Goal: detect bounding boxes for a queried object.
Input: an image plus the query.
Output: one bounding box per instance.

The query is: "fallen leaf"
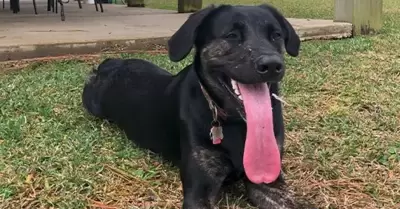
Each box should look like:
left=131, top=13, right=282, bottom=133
left=25, top=173, right=35, bottom=184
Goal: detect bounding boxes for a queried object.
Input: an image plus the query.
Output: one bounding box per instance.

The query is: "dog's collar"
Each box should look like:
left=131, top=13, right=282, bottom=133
left=199, top=83, right=227, bottom=120
left=199, top=82, right=227, bottom=145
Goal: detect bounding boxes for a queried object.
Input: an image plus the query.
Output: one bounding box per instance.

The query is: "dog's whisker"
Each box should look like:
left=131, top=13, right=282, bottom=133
left=272, top=93, right=289, bottom=106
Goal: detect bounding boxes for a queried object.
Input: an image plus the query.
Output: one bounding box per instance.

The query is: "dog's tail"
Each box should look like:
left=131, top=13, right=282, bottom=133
left=81, top=58, right=116, bottom=120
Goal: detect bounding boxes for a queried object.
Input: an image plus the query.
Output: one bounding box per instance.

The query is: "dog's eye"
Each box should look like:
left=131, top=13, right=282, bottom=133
left=271, top=31, right=282, bottom=41
left=225, top=31, right=241, bottom=40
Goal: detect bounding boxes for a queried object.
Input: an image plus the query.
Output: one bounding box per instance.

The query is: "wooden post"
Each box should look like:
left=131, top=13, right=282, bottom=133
left=126, top=0, right=144, bottom=7
left=334, top=0, right=383, bottom=35
left=178, top=0, right=202, bottom=13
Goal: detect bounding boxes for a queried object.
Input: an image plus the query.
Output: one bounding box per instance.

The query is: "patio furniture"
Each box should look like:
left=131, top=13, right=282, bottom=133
left=3, top=0, right=102, bottom=21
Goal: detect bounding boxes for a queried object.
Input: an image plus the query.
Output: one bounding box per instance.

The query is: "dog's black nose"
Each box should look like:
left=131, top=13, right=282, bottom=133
left=256, top=56, right=283, bottom=75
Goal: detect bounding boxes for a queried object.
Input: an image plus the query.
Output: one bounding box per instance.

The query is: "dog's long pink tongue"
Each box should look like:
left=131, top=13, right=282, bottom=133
left=238, top=83, right=281, bottom=184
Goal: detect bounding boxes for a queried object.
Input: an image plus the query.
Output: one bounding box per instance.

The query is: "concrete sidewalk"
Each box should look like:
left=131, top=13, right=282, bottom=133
left=0, top=2, right=352, bottom=61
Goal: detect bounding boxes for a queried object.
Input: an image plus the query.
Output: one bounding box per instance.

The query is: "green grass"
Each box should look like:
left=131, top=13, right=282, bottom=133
left=1, top=0, right=400, bottom=208
left=145, top=0, right=334, bottom=19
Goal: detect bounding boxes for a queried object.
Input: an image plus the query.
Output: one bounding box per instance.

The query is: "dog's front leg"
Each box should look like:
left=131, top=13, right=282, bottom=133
left=180, top=146, right=232, bottom=209
left=244, top=179, right=316, bottom=209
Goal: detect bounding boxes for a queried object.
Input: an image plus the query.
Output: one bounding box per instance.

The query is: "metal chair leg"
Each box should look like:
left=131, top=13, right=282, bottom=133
left=98, top=0, right=103, bottom=12
left=11, top=0, right=20, bottom=13
left=58, top=0, right=65, bottom=21
left=77, top=0, right=81, bottom=9
left=32, top=0, right=37, bottom=14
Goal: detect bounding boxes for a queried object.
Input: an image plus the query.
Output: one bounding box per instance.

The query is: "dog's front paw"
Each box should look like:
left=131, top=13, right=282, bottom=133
left=245, top=181, right=317, bottom=209
left=288, top=196, right=317, bottom=209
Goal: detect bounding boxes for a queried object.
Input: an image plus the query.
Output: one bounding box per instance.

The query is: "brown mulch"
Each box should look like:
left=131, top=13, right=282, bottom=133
left=0, top=49, right=169, bottom=74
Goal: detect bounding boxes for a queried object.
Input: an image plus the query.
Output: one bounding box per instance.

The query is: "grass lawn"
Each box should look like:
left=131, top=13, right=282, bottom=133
left=1, top=0, right=400, bottom=208
left=145, top=0, right=334, bottom=19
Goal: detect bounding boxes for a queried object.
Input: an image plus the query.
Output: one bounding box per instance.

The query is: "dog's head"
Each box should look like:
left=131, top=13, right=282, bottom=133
left=168, top=4, right=300, bottom=118
left=168, top=4, right=301, bottom=184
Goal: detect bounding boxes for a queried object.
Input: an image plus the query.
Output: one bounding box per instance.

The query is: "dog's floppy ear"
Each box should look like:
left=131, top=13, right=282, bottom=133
left=259, top=4, right=300, bottom=57
left=168, top=5, right=217, bottom=62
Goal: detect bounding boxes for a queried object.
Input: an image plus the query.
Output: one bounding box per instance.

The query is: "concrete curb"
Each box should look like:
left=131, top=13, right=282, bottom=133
left=0, top=22, right=353, bottom=62
left=297, top=22, right=353, bottom=41
left=0, top=37, right=170, bottom=61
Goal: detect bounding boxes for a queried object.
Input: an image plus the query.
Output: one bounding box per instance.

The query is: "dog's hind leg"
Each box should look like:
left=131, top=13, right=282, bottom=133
left=180, top=147, right=233, bottom=209
left=244, top=179, right=316, bottom=209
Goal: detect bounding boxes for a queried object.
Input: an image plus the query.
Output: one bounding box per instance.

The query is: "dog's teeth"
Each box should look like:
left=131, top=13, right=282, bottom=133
left=231, top=79, right=237, bottom=87
left=232, top=85, right=237, bottom=91
left=238, top=95, right=242, bottom=100
left=234, top=88, right=240, bottom=95
left=231, top=79, right=241, bottom=95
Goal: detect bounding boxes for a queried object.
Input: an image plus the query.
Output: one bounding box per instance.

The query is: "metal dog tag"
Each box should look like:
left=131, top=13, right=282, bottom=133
left=210, top=125, right=223, bottom=145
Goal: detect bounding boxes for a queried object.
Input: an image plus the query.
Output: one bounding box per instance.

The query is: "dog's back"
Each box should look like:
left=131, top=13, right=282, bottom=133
left=82, top=58, right=182, bottom=163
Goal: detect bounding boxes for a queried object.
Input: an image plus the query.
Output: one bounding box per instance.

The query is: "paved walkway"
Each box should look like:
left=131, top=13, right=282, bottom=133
left=0, top=1, right=352, bottom=61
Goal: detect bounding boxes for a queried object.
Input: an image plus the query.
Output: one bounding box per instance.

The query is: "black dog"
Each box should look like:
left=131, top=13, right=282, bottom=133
left=82, top=4, right=315, bottom=209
